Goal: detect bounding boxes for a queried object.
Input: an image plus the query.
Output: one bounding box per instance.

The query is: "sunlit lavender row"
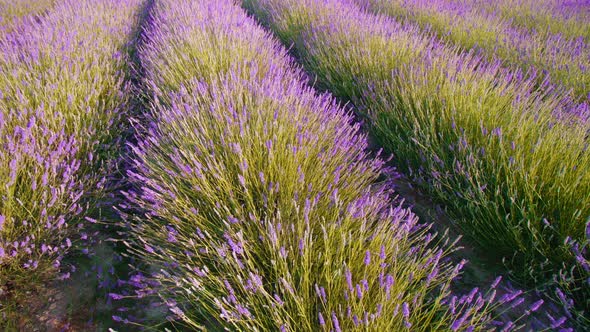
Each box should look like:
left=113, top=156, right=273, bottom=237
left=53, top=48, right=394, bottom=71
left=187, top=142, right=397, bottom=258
left=0, top=0, right=588, bottom=329
left=355, top=0, right=590, bottom=101
left=113, top=0, right=532, bottom=329
left=0, top=0, right=141, bottom=326
left=473, top=0, right=590, bottom=42
left=0, top=0, right=55, bottom=36
left=243, top=0, right=589, bottom=327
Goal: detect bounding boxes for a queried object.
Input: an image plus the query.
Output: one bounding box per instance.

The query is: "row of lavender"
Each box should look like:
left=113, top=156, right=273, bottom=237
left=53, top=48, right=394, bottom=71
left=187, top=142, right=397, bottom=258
left=243, top=0, right=590, bottom=327
left=0, top=0, right=583, bottom=329
left=355, top=0, right=590, bottom=101
left=116, top=0, right=529, bottom=329
left=0, top=0, right=142, bottom=326
left=473, top=0, right=590, bottom=43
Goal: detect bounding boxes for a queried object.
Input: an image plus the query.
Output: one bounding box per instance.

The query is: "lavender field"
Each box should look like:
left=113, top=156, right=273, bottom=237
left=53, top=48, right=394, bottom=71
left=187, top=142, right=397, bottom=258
left=0, top=0, right=588, bottom=331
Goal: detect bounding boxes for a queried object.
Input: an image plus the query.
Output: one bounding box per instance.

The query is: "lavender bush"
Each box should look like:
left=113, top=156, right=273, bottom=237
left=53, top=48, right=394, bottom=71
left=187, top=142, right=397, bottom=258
left=0, top=0, right=141, bottom=325
left=0, top=0, right=55, bottom=35
left=120, top=0, right=514, bottom=329
left=243, top=0, right=590, bottom=324
left=473, top=0, right=590, bottom=43
left=355, top=0, right=590, bottom=101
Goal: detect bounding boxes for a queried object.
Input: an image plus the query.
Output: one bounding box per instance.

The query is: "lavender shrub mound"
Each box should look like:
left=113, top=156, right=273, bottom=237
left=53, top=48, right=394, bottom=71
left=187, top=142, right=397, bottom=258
left=0, top=0, right=141, bottom=325
left=243, top=0, right=590, bottom=326
left=119, top=0, right=519, bottom=330
left=0, top=0, right=56, bottom=36
left=473, top=0, right=590, bottom=43
left=355, top=0, right=590, bottom=101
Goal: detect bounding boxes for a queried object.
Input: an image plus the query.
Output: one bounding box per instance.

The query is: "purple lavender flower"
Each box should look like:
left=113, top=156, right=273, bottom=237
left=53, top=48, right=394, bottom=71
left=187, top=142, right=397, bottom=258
left=528, top=299, right=544, bottom=313
left=318, top=312, right=325, bottom=326
left=402, top=302, right=410, bottom=318
left=551, top=316, right=567, bottom=328
left=331, top=312, right=341, bottom=332
left=451, top=312, right=468, bottom=331
left=490, top=275, right=502, bottom=289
